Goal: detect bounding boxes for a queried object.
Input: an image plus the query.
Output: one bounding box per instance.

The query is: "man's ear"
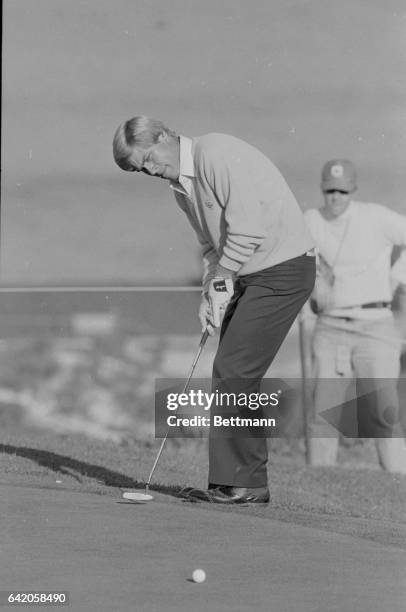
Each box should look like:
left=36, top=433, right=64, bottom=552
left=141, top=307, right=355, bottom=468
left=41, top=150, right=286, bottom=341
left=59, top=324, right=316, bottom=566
left=157, top=131, right=169, bottom=143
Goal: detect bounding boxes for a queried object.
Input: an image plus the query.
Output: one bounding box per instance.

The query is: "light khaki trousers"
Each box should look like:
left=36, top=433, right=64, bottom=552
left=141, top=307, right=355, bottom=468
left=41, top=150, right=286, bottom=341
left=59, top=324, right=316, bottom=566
left=309, top=315, right=406, bottom=473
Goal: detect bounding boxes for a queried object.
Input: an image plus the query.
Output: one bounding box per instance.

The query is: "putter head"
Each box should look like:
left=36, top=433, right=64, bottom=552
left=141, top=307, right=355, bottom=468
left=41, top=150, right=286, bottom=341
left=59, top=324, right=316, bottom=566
left=122, top=491, right=154, bottom=502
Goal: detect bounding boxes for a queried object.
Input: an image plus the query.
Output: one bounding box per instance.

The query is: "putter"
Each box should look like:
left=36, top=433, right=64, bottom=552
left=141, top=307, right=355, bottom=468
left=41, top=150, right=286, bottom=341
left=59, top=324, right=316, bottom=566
left=123, top=326, right=211, bottom=503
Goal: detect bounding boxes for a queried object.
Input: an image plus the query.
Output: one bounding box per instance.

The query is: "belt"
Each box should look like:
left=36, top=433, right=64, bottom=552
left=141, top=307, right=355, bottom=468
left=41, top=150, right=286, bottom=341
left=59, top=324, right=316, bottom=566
left=341, top=301, right=392, bottom=310
left=331, top=301, right=391, bottom=322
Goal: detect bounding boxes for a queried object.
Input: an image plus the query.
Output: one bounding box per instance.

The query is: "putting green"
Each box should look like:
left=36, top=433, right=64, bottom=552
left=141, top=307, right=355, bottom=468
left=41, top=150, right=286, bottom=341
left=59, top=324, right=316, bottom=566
left=1, top=484, right=405, bottom=612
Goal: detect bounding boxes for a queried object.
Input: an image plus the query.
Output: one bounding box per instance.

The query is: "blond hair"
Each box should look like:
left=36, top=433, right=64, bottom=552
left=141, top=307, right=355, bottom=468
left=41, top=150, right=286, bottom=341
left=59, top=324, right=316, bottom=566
left=112, top=116, right=176, bottom=170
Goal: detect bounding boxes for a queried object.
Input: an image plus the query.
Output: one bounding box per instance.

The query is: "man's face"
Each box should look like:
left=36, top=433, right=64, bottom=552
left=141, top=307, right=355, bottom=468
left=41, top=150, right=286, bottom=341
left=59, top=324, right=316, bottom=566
left=126, top=133, right=180, bottom=181
left=323, top=189, right=351, bottom=218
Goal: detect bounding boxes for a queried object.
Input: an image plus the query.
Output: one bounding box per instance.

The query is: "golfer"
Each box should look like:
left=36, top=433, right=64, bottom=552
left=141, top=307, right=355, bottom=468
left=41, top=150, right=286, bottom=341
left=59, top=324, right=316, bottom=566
left=113, top=116, right=315, bottom=503
left=304, top=159, right=406, bottom=473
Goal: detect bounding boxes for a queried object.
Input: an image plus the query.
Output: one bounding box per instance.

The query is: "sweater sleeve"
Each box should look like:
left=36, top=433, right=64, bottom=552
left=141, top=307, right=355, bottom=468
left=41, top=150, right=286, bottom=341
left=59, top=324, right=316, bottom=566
left=201, top=242, right=219, bottom=293
left=375, top=204, right=406, bottom=247
left=173, top=189, right=219, bottom=292
left=204, top=151, right=268, bottom=271
left=391, top=248, right=406, bottom=286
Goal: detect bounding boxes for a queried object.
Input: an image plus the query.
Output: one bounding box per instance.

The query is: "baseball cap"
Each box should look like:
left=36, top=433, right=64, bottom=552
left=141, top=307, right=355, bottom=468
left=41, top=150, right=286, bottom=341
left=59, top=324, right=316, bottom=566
left=321, top=159, right=357, bottom=193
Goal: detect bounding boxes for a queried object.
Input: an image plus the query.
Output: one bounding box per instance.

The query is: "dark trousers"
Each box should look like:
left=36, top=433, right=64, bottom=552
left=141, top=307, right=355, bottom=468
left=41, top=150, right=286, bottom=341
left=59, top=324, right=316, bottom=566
left=209, top=254, right=315, bottom=487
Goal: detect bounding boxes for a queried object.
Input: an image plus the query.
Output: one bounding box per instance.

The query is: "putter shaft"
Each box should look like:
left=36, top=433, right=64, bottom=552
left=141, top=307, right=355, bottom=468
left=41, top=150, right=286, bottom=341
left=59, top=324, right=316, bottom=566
left=145, top=328, right=210, bottom=493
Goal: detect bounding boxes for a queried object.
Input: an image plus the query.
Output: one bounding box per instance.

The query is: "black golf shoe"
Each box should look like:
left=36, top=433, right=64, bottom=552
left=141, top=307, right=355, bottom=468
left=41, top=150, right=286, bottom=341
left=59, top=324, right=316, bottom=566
left=181, top=485, right=270, bottom=504
left=179, top=487, right=214, bottom=502
left=208, top=485, right=270, bottom=504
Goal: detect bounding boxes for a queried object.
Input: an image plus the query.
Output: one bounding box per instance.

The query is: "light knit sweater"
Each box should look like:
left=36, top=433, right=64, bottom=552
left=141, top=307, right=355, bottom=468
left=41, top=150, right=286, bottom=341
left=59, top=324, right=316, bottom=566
left=170, top=134, right=314, bottom=291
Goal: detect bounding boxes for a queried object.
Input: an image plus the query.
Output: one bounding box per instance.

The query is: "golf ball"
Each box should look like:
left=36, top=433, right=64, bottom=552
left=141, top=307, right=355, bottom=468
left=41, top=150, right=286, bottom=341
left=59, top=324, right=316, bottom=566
left=192, top=569, right=206, bottom=583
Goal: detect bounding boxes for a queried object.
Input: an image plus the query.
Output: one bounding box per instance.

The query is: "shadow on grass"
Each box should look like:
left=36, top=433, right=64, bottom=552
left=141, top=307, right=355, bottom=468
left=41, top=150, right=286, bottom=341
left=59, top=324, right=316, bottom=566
left=0, top=444, right=183, bottom=498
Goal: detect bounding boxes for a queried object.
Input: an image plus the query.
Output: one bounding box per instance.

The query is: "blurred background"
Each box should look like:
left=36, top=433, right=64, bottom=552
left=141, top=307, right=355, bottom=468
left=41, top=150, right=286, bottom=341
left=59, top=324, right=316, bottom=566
left=1, top=0, right=405, bottom=450
left=2, top=0, right=406, bottom=285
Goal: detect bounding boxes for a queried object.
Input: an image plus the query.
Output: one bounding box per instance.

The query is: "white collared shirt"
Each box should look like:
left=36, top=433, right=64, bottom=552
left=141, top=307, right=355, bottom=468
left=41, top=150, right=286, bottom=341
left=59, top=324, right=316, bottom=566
left=305, top=200, right=406, bottom=320
left=169, top=136, right=195, bottom=200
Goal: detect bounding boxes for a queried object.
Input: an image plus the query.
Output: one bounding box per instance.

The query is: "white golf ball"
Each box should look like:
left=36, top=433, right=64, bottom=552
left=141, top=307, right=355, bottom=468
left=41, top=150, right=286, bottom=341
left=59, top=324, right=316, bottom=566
left=192, top=569, right=206, bottom=583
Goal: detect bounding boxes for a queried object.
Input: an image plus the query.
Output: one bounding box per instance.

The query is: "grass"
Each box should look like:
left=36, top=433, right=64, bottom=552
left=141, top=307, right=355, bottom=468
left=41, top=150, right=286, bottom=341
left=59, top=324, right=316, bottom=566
left=0, top=308, right=405, bottom=550
left=1, top=422, right=405, bottom=549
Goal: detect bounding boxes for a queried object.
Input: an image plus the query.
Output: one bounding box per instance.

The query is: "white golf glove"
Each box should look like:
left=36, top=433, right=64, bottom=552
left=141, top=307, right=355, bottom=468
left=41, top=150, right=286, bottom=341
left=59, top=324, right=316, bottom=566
left=207, top=277, right=234, bottom=328
left=198, top=294, right=215, bottom=335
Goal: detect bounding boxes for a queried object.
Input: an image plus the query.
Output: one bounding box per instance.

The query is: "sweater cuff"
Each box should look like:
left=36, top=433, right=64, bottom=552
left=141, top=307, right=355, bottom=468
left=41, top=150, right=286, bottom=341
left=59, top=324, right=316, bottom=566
left=215, top=263, right=236, bottom=278
left=218, top=255, right=242, bottom=273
